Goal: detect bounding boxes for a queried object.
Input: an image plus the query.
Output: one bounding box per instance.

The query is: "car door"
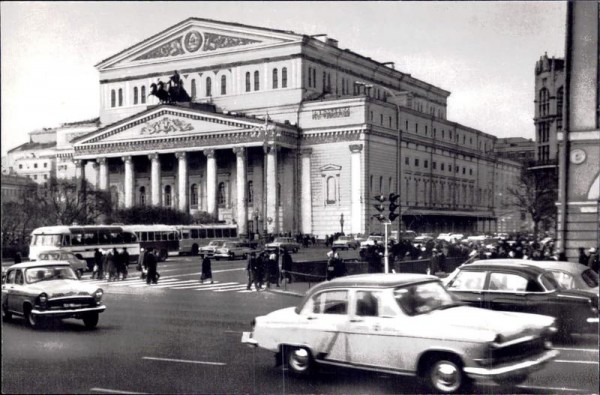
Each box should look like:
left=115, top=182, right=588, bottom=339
left=7, top=269, right=26, bottom=314
left=483, top=271, right=530, bottom=313
left=445, top=269, right=487, bottom=308
left=2, top=270, right=16, bottom=312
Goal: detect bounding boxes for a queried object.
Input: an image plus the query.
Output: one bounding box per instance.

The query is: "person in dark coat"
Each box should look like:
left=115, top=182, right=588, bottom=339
left=146, top=248, right=158, bottom=285
left=92, top=248, right=103, bottom=279
left=281, top=248, right=293, bottom=284
left=333, top=252, right=347, bottom=278
left=266, top=249, right=280, bottom=288
left=201, top=254, right=213, bottom=284
left=246, top=252, right=261, bottom=291
left=103, top=250, right=116, bottom=282
left=14, top=251, right=22, bottom=264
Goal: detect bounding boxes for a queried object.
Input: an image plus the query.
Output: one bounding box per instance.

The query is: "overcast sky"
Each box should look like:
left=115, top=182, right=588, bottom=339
left=1, top=1, right=566, bottom=156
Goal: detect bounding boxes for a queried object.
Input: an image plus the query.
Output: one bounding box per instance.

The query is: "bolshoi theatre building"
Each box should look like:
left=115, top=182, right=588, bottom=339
left=51, top=18, right=523, bottom=237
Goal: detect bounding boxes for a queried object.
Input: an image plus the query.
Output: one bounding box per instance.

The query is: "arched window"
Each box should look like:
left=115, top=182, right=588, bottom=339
left=272, top=69, right=278, bottom=89
left=326, top=177, right=336, bottom=203
left=254, top=70, right=260, bottom=91
left=190, top=184, right=198, bottom=206
left=206, top=77, right=212, bottom=97
left=118, top=88, right=123, bottom=106
left=139, top=186, right=146, bottom=206
left=221, top=75, right=227, bottom=95
left=133, top=87, right=139, bottom=105
left=218, top=182, right=226, bottom=205
left=245, top=72, right=251, bottom=92
left=110, top=90, right=116, bottom=108
left=164, top=185, right=172, bottom=207
left=141, top=86, right=146, bottom=104
left=539, top=88, right=550, bottom=117
left=191, top=79, right=197, bottom=98
left=282, top=67, right=287, bottom=88
left=247, top=181, right=254, bottom=204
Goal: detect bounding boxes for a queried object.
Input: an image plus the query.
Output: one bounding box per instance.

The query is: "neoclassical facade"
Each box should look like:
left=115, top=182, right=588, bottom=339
left=68, top=17, right=522, bottom=237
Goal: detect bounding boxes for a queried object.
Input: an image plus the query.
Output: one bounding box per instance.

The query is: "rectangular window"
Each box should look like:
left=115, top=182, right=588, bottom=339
left=441, top=163, right=445, bottom=171
left=405, top=157, right=409, bottom=165
left=424, top=160, right=429, bottom=168
left=191, top=229, right=199, bottom=239
left=414, top=159, right=419, bottom=167
left=433, top=162, right=437, bottom=170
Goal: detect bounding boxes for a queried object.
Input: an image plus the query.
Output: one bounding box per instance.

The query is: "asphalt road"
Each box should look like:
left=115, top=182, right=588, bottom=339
left=2, top=254, right=598, bottom=394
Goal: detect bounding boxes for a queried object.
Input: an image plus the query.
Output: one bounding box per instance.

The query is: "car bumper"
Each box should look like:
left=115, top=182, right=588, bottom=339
left=464, top=349, right=559, bottom=382
left=213, top=253, right=231, bottom=259
left=241, top=331, right=258, bottom=347
left=32, top=305, right=106, bottom=318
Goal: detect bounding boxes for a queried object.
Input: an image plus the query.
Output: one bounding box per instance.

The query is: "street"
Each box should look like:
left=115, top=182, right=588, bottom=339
left=2, top=254, right=598, bottom=394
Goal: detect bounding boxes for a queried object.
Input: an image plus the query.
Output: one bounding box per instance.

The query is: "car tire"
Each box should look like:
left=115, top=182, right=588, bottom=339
left=1, top=304, right=12, bottom=322
left=83, top=312, right=99, bottom=329
left=286, top=346, right=314, bottom=376
left=425, top=356, right=469, bottom=394
left=25, top=308, right=43, bottom=329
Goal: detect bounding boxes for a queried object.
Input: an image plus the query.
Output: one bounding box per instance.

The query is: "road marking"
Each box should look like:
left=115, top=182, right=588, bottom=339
left=555, top=347, right=599, bottom=353
left=90, top=388, right=147, bottom=394
left=142, top=356, right=226, bottom=366
left=128, top=279, right=181, bottom=288
left=554, top=359, right=599, bottom=365
left=170, top=282, right=236, bottom=289
left=195, top=284, right=247, bottom=291
left=214, top=285, right=248, bottom=292
left=150, top=280, right=200, bottom=289
left=516, top=385, right=589, bottom=392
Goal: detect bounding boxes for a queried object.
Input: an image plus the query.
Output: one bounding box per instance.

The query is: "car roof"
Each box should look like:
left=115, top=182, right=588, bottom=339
left=461, top=259, right=550, bottom=275
left=6, top=261, right=71, bottom=270
left=517, top=260, right=589, bottom=273
left=316, top=273, right=438, bottom=290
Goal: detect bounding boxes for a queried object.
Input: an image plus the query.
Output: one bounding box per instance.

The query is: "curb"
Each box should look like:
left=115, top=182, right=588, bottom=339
left=266, top=288, right=304, bottom=297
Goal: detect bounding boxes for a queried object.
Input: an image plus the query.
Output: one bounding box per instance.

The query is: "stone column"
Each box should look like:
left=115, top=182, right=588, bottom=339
left=204, top=149, right=217, bottom=218
left=123, top=156, right=134, bottom=208
left=176, top=152, right=188, bottom=212
left=73, top=159, right=83, bottom=180
left=234, top=147, right=248, bottom=236
left=149, top=153, right=161, bottom=206
left=300, top=149, right=313, bottom=235
left=98, top=158, right=108, bottom=190
left=90, top=162, right=99, bottom=189
left=265, top=144, right=278, bottom=235
left=350, top=144, right=363, bottom=235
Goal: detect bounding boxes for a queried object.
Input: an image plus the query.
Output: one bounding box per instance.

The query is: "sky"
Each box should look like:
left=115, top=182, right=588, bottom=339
left=1, top=1, right=566, bottom=156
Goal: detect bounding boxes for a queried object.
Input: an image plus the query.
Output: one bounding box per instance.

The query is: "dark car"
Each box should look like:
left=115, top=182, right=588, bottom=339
left=443, top=259, right=599, bottom=337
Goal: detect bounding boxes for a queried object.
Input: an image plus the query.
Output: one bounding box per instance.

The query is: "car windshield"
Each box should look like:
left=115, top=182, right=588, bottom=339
left=39, top=252, right=61, bottom=260
left=394, top=281, right=459, bottom=316
left=25, top=266, right=78, bottom=283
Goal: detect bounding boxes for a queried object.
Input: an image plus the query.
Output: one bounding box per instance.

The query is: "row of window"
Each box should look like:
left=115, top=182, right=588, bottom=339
left=18, top=162, right=48, bottom=170
left=403, top=157, right=474, bottom=175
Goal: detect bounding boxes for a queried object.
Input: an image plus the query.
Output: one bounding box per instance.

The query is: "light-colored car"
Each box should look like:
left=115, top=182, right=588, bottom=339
left=332, top=236, right=359, bottom=250
left=213, top=241, right=254, bottom=260
left=359, top=235, right=383, bottom=249
left=199, top=240, right=227, bottom=256
left=38, top=250, right=88, bottom=277
left=265, top=237, right=300, bottom=253
left=242, top=273, right=558, bottom=393
left=437, top=233, right=464, bottom=243
left=1, top=261, right=106, bottom=329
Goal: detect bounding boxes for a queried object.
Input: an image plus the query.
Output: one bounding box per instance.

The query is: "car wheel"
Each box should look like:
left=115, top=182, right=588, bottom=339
left=1, top=304, right=12, bottom=322
left=83, top=312, right=99, bottom=329
left=425, top=356, right=468, bottom=394
left=286, top=347, right=314, bottom=376
left=191, top=244, right=199, bottom=256
left=25, top=308, right=43, bottom=329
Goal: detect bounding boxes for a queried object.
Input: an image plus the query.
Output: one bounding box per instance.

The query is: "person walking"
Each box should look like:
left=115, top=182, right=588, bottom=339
left=113, top=248, right=125, bottom=280
left=103, top=249, right=116, bottom=282
left=326, top=250, right=336, bottom=281
left=333, top=252, right=347, bottom=279
left=146, top=248, right=158, bottom=285
left=138, top=248, right=147, bottom=279
left=200, top=254, right=213, bottom=284
left=14, top=251, right=22, bottom=264
left=92, top=248, right=103, bottom=279
left=281, top=248, right=293, bottom=284
left=266, top=249, right=279, bottom=288
left=121, top=247, right=130, bottom=280
left=246, top=252, right=261, bottom=291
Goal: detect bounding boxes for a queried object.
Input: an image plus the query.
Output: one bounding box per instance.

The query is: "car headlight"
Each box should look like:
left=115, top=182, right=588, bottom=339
left=38, top=293, right=48, bottom=308
left=94, top=289, right=104, bottom=302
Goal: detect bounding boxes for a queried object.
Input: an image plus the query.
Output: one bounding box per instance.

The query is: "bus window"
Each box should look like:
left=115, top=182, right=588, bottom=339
left=181, top=230, right=190, bottom=240
left=72, top=234, right=84, bottom=246
left=162, top=232, right=168, bottom=241
left=123, top=232, right=136, bottom=243
left=223, top=228, right=230, bottom=238
left=207, top=229, right=214, bottom=238
left=214, top=229, right=222, bottom=238
left=191, top=229, right=198, bottom=239
left=140, top=232, right=147, bottom=242
left=168, top=232, right=175, bottom=241
left=84, top=232, right=98, bottom=245
left=98, top=230, right=111, bottom=244
left=62, top=235, right=71, bottom=246
left=231, top=228, right=237, bottom=238
left=111, top=232, right=123, bottom=244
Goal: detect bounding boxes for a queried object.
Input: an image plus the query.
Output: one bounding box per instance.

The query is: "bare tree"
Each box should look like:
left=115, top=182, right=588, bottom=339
left=506, top=168, right=557, bottom=239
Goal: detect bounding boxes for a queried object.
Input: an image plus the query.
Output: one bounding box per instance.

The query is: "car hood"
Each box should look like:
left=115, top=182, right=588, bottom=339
left=27, top=280, right=100, bottom=298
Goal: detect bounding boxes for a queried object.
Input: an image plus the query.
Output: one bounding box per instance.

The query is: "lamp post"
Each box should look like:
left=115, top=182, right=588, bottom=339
left=356, top=81, right=403, bottom=240
left=340, top=213, right=344, bottom=234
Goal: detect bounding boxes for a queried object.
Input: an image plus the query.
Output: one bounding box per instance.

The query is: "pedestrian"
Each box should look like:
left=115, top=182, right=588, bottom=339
left=246, top=252, right=261, bottom=291
left=92, top=248, right=103, bottom=279
left=429, top=249, right=440, bottom=275
left=333, top=252, right=347, bottom=278
left=122, top=247, right=130, bottom=274
left=266, top=248, right=280, bottom=288
left=103, top=249, right=116, bottom=281
left=588, top=247, right=599, bottom=272
left=281, top=248, right=293, bottom=284
left=14, top=251, right=22, bottom=264
left=578, top=247, right=589, bottom=266
left=146, top=248, right=158, bottom=285
left=113, top=248, right=125, bottom=280
left=137, top=248, right=147, bottom=279
left=326, top=250, right=336, bottom=281
left=200, top=253, right=213, bottom=284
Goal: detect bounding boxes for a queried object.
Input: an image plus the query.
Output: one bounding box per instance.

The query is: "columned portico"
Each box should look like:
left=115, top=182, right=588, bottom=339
left=300, top=149, right=313, bottom=234
left=98, top=158, right=108, bottom=190
left=204, top=149, right=217, bottom=218
left=265, top=144, right=278, bottom=234
left=233, top=147, right=248, bottom=236
left=350, top=144, right=363, bottom=234
left=176, top=152, right=188, bottom=212
left=149, top=153, right=161, bottom=206
left=123, top=156, right=134, bottom=208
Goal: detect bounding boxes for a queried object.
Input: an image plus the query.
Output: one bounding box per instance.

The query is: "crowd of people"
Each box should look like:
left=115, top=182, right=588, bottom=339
left=245, top=248, right=294, bottom=291
left=91, top=247, right=130, bottom=281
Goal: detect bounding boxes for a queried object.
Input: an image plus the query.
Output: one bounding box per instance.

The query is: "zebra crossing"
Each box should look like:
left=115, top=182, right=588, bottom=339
left=81, top=275, right=261, bottom=293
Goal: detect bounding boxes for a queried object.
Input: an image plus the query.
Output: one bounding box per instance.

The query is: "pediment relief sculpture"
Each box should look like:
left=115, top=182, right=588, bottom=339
left=140, top=117, right=194, bottom=135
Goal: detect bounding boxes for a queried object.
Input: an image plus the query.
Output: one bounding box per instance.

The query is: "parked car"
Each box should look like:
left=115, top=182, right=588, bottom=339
left=359, top=235, right=383, bottom=249
left=332, top=236, right=359, bottom=250
left=38, top=250, right=87, bottom=277
left=265, top=237, right=300, bottom=253
left=1, top=261, right=106, bottom=329
left=443, top=260, right=599, bottom=337
left=413, top=234, right=434, bottom=244
left=199, top=240, right=227, bottom=256
left=242, top=273, right=558, bottom=393
left=509, top=260, right=598, bottom=296
left=437, top=233, right=464, bottom=243
left=213, top=241, right=254, bottom=260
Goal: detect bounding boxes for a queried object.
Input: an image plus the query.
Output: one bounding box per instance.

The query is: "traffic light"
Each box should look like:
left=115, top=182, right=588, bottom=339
left=373, top=194, right=386, bottom=222
left=388, top=193, right=400, bottom=222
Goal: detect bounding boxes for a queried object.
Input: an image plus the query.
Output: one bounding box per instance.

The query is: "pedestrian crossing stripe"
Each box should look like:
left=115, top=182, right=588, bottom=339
left=170, top=282, right=237, bottom=289
left=80, top=277, right=260, bottom=293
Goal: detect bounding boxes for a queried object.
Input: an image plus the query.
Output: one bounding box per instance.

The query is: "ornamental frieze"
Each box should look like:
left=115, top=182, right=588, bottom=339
left=301, top=129, right=363, bottom=145
left=140, top=117, right=194, bottom=135
left=134, top=30, right=260, bottom=61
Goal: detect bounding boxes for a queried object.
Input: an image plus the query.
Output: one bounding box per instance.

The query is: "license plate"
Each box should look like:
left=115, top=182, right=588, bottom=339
left=65, top=303, right=82, bottom=308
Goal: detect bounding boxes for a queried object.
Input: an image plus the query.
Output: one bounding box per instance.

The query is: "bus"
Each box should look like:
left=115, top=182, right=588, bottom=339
left=29, top=225, right=140, bottom=269
left=121, top=225, right=179, bottom=262
left=177, top=224, right=239, bottom=255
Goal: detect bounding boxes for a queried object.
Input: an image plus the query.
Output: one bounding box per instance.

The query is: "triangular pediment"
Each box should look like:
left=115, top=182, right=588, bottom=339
left=75, top=106, right=263, bottom=146
left=97, top=18, right=301, bottom=70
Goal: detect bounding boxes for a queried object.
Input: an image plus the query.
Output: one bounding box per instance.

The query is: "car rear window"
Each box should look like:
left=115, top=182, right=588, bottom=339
left=582, top=269, right=599, bottom=288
